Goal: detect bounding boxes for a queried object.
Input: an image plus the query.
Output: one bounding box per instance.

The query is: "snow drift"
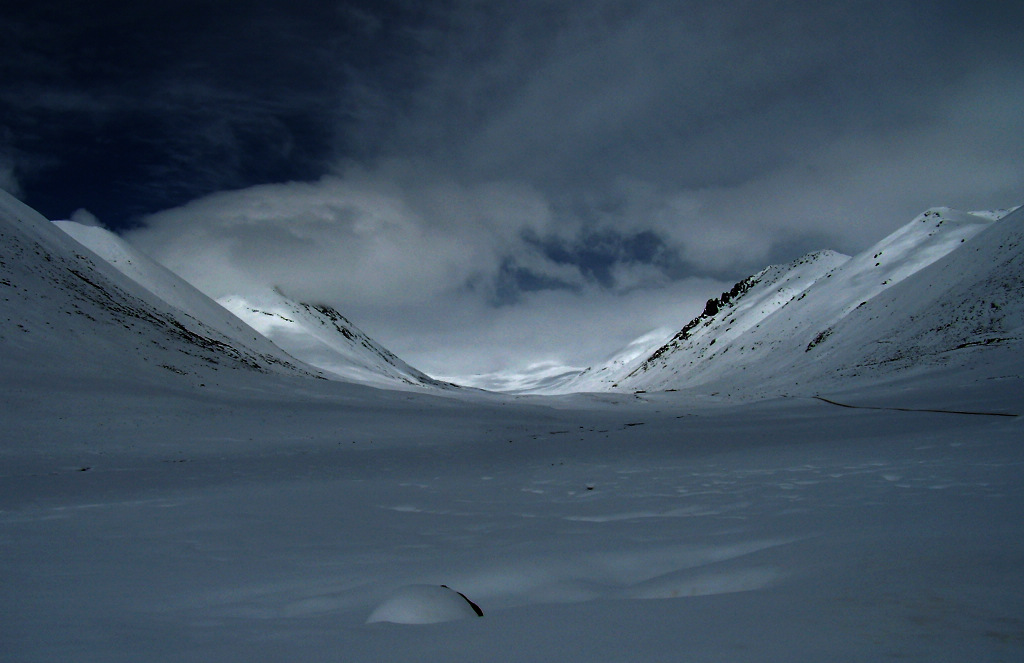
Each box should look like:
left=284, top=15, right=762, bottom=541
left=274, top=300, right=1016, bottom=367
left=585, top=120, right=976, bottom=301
left=366, top=585, right=484, bottom=624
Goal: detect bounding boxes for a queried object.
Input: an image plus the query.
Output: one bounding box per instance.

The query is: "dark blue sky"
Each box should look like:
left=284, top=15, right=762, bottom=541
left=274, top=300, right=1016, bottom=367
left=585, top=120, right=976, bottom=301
left=2, top=0, right=434, bottom=225
left=3, top=1, right=1023, bottom=381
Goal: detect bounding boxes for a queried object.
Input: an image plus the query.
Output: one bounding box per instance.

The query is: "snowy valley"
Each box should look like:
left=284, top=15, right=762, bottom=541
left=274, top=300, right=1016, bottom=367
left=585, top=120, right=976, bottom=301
left=2, top=190, right=1023, bottom=662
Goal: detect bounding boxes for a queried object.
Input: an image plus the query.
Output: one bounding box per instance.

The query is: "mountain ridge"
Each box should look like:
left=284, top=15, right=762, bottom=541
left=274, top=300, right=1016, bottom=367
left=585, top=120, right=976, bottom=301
left=550, top=205, right=1022, bottom=397
left=6, top=189, right=1020, bottom=399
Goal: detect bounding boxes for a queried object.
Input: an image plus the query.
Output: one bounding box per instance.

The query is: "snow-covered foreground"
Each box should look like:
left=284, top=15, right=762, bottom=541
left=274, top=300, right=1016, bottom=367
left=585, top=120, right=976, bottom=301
left=2, top=374, right=1022, bottom=662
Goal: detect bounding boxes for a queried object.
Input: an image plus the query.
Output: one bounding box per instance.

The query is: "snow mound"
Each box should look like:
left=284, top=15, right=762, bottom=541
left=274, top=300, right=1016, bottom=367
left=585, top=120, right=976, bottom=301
left=366, top=585, right=483, bottom=625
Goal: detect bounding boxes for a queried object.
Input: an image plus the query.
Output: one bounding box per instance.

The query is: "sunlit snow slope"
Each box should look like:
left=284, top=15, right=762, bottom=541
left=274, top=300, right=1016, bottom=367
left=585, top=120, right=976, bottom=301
left=557, top=206, right=1023, bottom=396
left=218, top=290, right=450, bottom=389
left=555, top=249, right=851, bottom=393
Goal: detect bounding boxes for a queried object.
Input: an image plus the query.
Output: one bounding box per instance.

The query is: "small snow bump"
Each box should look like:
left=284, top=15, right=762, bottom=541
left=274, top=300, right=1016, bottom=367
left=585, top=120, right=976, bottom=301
left=366, top=585, right=483, bottom=624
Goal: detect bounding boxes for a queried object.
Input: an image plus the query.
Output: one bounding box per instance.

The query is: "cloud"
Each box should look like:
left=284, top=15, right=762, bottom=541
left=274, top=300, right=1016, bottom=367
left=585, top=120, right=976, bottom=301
left=6, top=1, right=1023, bottom=222
left=643, top=65, right=1024, bottom=263
left=377, top=1, right=976, bottom=186
left=0, top=158, right=20, bottom=198
left=355, top=279, right=727, bottom=388
left=128, top=2, right=1024, bottom=381
left=128, top=161, right=571, bottom=306
left=69, top=208, right=104, bottom=228
left=113, top=0, right=1024, bottom=382
left=127, top=158, right=734, bottom=383
left=336, top=0, right=1024, bottom=273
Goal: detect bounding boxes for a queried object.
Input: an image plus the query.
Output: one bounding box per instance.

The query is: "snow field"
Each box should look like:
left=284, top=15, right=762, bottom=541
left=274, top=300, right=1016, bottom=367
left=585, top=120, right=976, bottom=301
left=2, top=381, right=1022, bottom=661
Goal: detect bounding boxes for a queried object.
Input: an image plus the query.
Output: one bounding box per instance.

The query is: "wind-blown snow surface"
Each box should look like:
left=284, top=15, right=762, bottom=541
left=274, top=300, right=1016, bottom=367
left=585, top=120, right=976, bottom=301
left=2, top=380, right=1023, bottom=661
left=3, top=191, right=1024, bottom=661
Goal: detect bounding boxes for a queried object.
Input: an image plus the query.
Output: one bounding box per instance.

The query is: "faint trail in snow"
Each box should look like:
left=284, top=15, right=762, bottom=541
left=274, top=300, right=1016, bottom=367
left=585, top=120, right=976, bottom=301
left=812, top=396, right=1018, bottom=417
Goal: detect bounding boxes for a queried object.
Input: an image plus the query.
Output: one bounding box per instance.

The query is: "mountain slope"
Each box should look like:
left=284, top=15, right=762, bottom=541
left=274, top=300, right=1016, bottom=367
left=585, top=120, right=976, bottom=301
left=810, top=205, right=1024, bottom=385
left=54, top=219, right=446, bottom=390
left=559, top=206, right=1021, bottom=396
left=548, top=329, right=678, bottom=394
left=218, top=290, right=450, bottom=389
left=53, top=220, right=297, bottom=363
left=553, top=249, right=851, bottom=393
left=0, top=190, right=319, bottom=387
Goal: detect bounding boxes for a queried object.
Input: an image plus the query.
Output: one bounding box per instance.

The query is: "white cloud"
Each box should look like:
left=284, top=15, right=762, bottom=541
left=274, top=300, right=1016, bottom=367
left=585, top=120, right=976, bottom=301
left=607, top=261, right=671, bottom=293
left=338, top=276, right=727, bottom=386
left=125, top=57, right=1024, bottom=383
left=567, top=63, right=1024, bottom=275
left=69, top=208, right=105, bottom=228
left=128, top=162, right=569, bottom=308
left=0, top=158, right=20, bottom=198
left=128, top=162, right=729, bottom=384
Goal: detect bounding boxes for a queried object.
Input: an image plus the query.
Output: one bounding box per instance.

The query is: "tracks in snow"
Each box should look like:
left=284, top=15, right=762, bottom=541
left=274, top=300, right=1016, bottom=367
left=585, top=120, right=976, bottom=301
left=812, top=396, right=1018, bottom=418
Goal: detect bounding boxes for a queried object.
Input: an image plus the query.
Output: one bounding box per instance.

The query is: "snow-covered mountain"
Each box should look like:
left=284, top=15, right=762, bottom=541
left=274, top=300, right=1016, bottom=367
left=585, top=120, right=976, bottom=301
left=16, top=193, right=1022, bottom=399
left=555, top=206, right=1023, bottom=396
left=554, top=249, right=851, bottom=394
left=0, top=190, right=320, bottom=387
left=51, top=220, right=295, bottom=360
left=53, top=217, right=447, bottom=390
left=217, top=289, right=449, bottom=389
